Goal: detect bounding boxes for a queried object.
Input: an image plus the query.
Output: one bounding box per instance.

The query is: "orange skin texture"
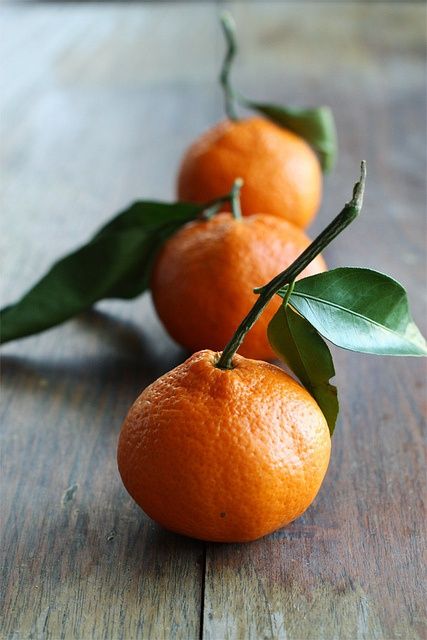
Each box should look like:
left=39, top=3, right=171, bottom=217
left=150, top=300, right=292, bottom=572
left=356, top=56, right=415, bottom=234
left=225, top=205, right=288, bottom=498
left=151, top=212, right=326, bottom=361
left=117, top=350, right=331, bottom=543
left=177, top=116, right=322, bottom=228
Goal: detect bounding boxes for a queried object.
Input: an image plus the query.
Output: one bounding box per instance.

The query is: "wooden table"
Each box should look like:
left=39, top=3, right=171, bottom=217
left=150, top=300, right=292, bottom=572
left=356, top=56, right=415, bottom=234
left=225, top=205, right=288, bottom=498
left=1, top=3, right=426, bottom=638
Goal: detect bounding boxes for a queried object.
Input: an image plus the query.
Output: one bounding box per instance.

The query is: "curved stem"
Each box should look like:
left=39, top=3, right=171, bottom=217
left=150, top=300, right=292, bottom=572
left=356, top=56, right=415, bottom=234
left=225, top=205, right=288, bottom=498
left=216, top=161, right=367, bottom=369
left=230, top=178, right=243, bottom=219
left=219, top=12, right=239, bottom=121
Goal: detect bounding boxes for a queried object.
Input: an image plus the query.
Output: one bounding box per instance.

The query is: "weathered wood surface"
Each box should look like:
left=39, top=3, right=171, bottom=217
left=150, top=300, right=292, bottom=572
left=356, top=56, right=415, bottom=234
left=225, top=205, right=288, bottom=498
left=1, top=3, right=426, bottom=639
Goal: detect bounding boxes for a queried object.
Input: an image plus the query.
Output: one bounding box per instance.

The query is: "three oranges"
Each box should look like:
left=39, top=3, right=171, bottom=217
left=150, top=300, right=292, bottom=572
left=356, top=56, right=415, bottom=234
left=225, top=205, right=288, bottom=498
left=119, top=111, right=328, bottom=541
left=119, top=34, right=330, bottom=541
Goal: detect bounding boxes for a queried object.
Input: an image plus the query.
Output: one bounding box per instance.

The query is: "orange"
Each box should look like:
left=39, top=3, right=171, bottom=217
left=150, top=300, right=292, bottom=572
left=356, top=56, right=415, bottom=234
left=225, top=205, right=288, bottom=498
left=177, top=116, right=322, bottom=228
left=117, top=350, right=331, bottom=542
left=151, top=212, right=326, bottom=361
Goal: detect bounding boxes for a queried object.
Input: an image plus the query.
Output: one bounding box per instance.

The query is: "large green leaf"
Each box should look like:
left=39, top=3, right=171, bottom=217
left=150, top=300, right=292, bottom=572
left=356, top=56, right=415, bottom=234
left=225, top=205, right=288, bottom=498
left=268, top=305, right=338, bottom=434
left=0, top=201, right=201, bottom=344
left=286, top=268, right=427, bottom=356
left=245, top=102, right=337, bottom=173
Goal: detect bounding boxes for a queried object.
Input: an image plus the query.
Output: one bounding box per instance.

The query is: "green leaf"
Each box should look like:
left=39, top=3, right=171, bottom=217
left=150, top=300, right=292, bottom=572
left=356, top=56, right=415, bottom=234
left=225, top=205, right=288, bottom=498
left=268, top=304, right=338, bottom=434
left=0, top=201, right=201, bottom=344
left=243, top=101, right=337, bottom=173
left=286, top=268, right=427, bottom=356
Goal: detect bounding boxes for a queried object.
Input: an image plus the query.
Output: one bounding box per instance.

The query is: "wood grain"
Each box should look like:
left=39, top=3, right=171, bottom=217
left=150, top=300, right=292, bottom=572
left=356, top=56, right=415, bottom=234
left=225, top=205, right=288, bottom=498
left=1, top=3, right=426, bottom=639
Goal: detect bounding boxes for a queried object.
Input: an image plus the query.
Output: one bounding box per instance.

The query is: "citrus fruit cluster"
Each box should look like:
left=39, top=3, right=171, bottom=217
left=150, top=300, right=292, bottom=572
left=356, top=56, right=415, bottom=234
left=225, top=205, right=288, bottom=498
left=152, top=13, right=334, bottom=361
left=117, top=160, right=426, bottom=542
left=1, top=17, right=425, bottom=545
left=117, top=167, right=364, bottom=543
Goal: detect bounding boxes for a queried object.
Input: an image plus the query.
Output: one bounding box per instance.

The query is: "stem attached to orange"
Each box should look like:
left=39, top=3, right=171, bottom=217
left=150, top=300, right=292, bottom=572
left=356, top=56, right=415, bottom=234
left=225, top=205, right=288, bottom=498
left=216, top=161, right=367, bottom=370
left=230, top=178, right=243, bottom=220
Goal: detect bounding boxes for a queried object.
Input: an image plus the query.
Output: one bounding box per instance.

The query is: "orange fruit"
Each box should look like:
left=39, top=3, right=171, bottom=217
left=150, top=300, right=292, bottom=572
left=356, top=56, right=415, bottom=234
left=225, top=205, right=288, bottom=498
left=117, top=350, right=331, bottom=542
left=151, top=212, right=326, bottom=361
left=177, top=116, right=322, bottom=228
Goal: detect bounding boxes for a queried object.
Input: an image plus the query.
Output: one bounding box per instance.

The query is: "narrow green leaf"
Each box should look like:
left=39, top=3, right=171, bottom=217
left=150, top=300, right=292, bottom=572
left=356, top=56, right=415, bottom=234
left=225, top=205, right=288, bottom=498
left=243, top=101, right=337, bottom=172
left=268, top=305, right=338, bottom=434
left=0, top=201, right=201, bottom=344
left=285, top=268, right=427, bottom=356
